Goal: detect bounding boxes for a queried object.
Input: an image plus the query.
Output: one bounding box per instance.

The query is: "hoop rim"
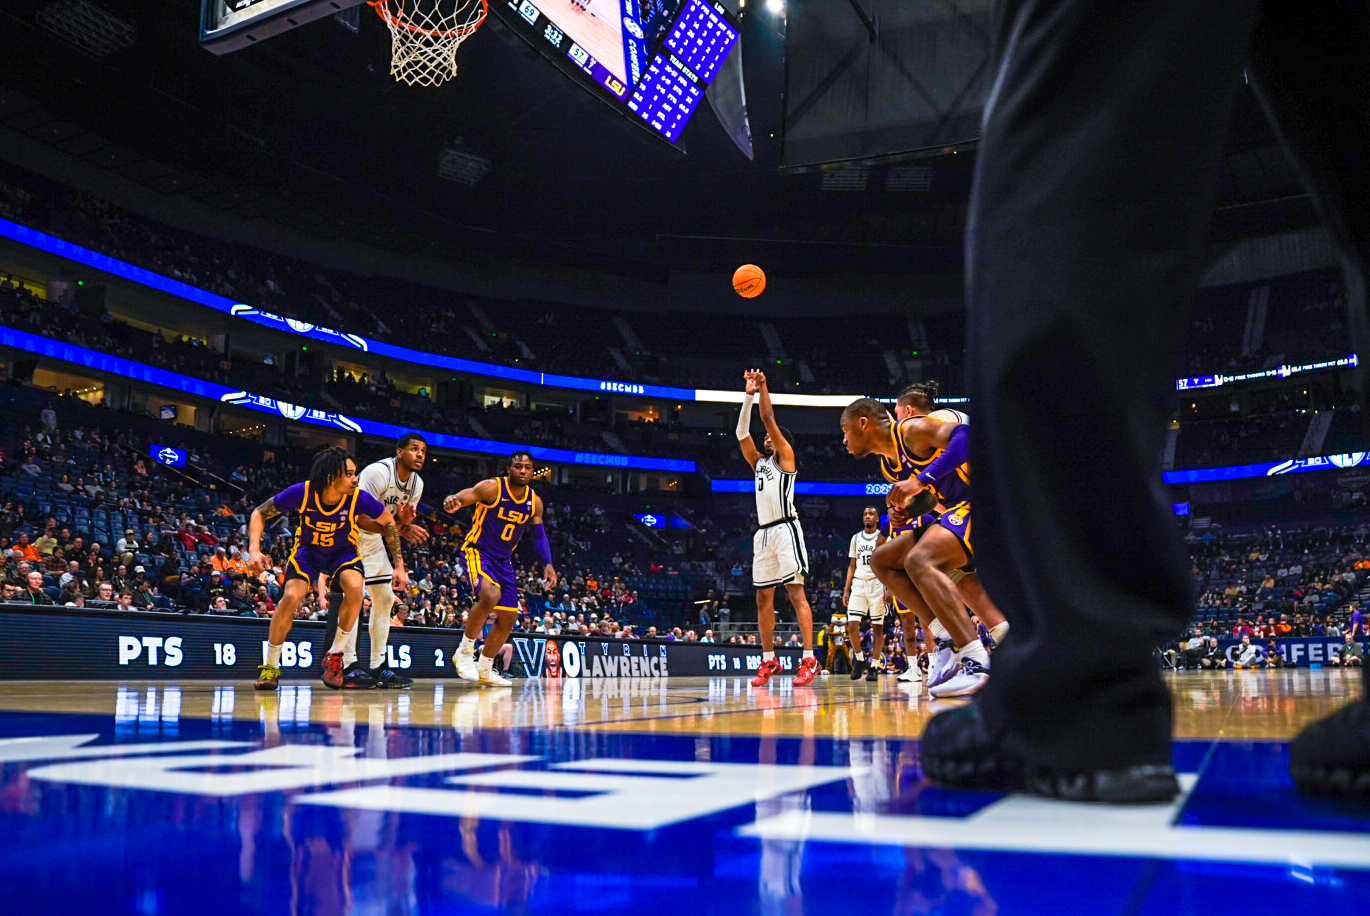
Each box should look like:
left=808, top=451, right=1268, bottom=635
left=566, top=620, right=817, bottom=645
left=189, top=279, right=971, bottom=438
left=368, top=0, right=488, bottom=39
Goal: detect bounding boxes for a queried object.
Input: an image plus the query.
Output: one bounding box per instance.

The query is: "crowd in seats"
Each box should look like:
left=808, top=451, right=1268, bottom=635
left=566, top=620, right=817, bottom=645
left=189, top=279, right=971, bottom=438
left=0, top=390, right=742, bottom=636
left=1165, top=524, right=1370, bottom=668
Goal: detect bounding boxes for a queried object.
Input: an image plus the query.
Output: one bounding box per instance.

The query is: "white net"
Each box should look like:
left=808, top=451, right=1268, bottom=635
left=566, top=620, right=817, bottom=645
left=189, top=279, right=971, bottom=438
left=369, top=0, right=488, bottom=88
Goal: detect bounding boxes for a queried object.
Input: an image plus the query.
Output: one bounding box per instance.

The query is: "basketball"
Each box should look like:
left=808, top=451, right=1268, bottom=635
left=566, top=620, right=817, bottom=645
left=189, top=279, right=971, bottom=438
left=732, top=263, right=766, bottom=298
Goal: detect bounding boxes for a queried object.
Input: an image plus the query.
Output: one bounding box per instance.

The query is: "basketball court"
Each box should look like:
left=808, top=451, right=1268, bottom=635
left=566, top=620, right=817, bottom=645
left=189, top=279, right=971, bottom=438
left=2, top=671, right=1368, bottom=915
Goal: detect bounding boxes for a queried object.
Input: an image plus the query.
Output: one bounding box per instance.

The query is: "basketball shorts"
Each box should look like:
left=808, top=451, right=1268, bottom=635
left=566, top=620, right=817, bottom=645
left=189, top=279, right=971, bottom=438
left=361, top=542, right=394, bottom=587
left=934, top=501, right=974, bottom=564
left=752, top=520, right=808, bottom=588
left=461, top=546, right=520, bottom=613
left=286, top=548, right=363, bottom=585
left=846, top=576, right=886, bottom=620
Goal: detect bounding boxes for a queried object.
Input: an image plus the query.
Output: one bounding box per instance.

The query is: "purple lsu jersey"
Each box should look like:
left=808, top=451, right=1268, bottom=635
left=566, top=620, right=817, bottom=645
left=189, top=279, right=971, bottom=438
left=272, top=481, right=386, bottom=579
left=463, top=477, right=536, bottom=560
left=879, top=416, right=971, bottom=508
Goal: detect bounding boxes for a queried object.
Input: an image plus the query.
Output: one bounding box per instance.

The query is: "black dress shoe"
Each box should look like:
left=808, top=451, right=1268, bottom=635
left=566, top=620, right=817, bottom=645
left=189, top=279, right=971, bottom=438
left=1290, top=697, right=1370, bottom=797
left=342, top=661, right=378, bottom=690
left=919, top=702, right=1180, bottom=803
left=372, top=665, right=414, bottom=689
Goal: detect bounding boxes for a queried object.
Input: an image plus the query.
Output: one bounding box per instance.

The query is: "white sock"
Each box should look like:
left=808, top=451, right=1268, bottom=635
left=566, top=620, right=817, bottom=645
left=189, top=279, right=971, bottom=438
left=957, top=642, right=990, bottom=667
left=459, top=635, right=476, bottom=655
left=930, top=619, right=951, bottom=641
left=329, top=626, right=352, bottom=655
left=989, top=621, right=1010, bottom=643
left=855, top=651, right=865, bottom=661
left=337, top=591, right=358, bottom=665
left=802, top=650, right=813, bottom=660
left=368, top=584, right=396, bottom=669
left=763, top=651, right=775, bottom=662
left=477, top=654, right=493, bottom=673
left=267, top=643, right=281, bottom=668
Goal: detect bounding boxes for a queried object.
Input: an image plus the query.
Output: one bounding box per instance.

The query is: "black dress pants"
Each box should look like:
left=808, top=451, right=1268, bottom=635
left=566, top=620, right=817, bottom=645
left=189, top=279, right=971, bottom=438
left=966, top=0, right=1370, bottom=770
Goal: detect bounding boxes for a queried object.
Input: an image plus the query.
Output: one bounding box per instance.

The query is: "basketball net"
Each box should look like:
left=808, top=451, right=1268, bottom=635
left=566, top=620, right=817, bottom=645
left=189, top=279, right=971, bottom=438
left=368, top=0, right=488, bottom=88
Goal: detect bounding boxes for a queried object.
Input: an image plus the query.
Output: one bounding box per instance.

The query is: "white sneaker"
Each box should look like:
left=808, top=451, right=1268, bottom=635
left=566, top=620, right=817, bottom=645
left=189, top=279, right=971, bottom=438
left=477, top=668, right=512, bottom=687
left=989, top=622, right=1010, bottom=646
left=928, top=658, right=990, bottom=698
left=456, top=648, right=479, bottom=682
left=897, top=666, right=922, bottom=684
left=926, top=642, right=957, bottom=688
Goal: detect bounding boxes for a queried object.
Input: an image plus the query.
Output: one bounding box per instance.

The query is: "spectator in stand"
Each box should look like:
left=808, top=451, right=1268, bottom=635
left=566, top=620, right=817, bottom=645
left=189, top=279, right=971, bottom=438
left=114, top=590, right=134, bottom=612
left=1263, top=639, right=1289, bottom=669
left=13, top=533, right=38, bottom=564
left=391, top=604, right=409, bottom=627
left=1330, top=633, right=1364, bottom=668
left=22, top=570, right=52, bottom=605
left=93, top=581, right=114, bottom=602
left=1180, top=628, right=1205, bottom=669
left=1233, top=634, right=1261, bottom=669
left=1200, top=638, right=1228, bottom=670
left=116, top=529, right=138, bottom=566
left=1, top=579, right=21, bottom=601
left=131, top=579, right=156, bottom=610
left=42, top=547, right=66, bottom=578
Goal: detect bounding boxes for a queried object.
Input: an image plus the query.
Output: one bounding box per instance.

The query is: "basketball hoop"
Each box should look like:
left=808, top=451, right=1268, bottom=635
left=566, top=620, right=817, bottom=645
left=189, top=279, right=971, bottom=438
left=369, top=0, right=488, bottom=87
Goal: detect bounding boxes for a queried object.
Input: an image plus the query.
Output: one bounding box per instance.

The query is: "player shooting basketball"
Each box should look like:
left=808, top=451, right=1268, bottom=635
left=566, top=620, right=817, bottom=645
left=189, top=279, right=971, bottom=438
left=736, top=369, right=819, bottom=687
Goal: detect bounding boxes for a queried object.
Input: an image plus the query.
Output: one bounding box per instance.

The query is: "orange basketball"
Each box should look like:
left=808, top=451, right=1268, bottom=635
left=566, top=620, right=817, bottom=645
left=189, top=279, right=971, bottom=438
left=732, top=263, right=766, bottom=298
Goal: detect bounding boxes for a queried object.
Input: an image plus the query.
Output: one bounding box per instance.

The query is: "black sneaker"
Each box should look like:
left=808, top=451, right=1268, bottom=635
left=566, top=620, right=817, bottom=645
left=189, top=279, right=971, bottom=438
left=865, top=663, right=880, bottom=682
left=919, top=702, right=1180, bottom=803
left=1290, top=696, right=1370, bottom=797
left=849, top=658, right=867, bottom=681
left=341, top=660, right=378, bottom=690
left=372, top=665, right=414, bottom=689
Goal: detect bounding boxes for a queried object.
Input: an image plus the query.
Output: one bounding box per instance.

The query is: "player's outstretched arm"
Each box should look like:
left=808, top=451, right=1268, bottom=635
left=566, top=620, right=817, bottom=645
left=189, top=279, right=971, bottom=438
left=754, top=370, right=796, bottom=473
left=442, top=478, right=500, bottom=515
left=736, top=370, right=762, bottom=470
left=247, top=494, right=283, bottom=574
left=531, top=494, right=557, bottom=589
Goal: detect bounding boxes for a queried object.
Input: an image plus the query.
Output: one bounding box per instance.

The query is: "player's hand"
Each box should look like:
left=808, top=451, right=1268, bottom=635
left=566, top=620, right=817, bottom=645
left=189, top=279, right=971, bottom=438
left=391, top=566, right=410, bottom=595
left=247, top=549, right=267, bottom=575
left=543, top=564, right=558, bottom=590
left=888, top=504, right=910, bottom=527
left=396, top=503, right=417, bottom=524
left=400, top=524, right=428, bottom=544
left=754, top=370, right=767, bottom=390
left=316, top=584, right=328, bottom=612
left=442, top=493, right=462, bottom=514
left=841, top=589, right=851, bottom=607
left=886, top=478, right=924, bottom=510
left=744, top=370, right=760, bottom=395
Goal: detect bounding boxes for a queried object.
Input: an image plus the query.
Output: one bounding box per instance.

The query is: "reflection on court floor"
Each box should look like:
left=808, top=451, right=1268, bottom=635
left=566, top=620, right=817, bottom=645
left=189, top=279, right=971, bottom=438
left=0, top=674, right=1367, bottom=915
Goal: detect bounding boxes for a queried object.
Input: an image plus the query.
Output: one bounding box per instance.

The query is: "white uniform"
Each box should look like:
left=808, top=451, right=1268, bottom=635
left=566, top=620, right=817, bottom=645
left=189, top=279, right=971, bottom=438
left=358, top=457, right=423, bottom=584
left=751, top=455, right=808, bottom=588
left=930, top=407, right=969, bottom=425
left=846, top=529, right=885, bottom=619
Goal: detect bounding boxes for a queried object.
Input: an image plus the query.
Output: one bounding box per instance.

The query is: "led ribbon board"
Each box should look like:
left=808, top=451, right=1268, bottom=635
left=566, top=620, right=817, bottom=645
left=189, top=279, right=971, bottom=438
left=0, top=217, right=1352, bottom=407
left=0, top=325, right=694, bottom=473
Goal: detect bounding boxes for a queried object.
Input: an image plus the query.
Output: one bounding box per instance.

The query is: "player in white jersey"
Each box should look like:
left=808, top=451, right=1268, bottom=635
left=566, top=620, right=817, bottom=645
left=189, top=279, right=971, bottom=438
left=339, top=433, right=429, bottom=688
left=844, top=505, right=887, bottom=682
left=736, top=369, right=819, bottom=688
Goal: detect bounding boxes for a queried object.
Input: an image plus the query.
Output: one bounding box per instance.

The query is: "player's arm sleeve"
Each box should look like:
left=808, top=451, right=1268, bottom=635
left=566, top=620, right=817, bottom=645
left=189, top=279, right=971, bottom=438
left=271, top=482, right=306, bottom=514
left=915, top=423, right=969, bottom=488
left=356, top=490, right=387, bottom=520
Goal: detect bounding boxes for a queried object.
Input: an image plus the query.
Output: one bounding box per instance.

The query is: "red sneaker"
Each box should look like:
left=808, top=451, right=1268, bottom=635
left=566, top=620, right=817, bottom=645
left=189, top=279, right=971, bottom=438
left=793, top=656, right=820, bottom=687
left=751, top=658, right=782, bottom=687
left=321, top=651, right=344, bottom=689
